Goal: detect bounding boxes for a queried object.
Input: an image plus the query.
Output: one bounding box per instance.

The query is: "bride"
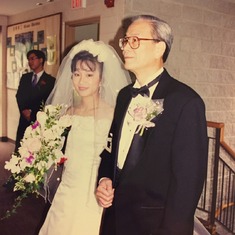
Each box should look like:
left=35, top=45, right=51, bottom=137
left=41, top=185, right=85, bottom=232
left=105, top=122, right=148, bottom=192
left=38, top=39, right=131, bottom=235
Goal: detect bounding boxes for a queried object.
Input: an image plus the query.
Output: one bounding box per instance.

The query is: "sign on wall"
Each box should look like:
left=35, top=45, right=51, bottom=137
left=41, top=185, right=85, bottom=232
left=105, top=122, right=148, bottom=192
left=6, top=13, right=61, bottom=89
left=71, top=0, right=86, bottom=9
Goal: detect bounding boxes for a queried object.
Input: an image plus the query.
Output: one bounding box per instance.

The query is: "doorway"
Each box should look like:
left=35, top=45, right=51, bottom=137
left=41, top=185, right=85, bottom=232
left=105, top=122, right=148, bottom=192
left=64, top=17, right=100, bottom=58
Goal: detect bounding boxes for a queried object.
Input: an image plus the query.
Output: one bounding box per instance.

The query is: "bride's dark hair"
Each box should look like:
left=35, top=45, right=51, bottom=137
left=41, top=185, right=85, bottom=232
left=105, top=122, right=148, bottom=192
left=71, top=50, right=103, bottom=75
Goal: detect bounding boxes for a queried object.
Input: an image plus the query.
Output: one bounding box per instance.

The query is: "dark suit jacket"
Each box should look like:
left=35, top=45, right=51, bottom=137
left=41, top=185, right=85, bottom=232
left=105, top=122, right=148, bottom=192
left=15, top=71, right=55, bottom=151
left=98, top=69, right=208, bottom=235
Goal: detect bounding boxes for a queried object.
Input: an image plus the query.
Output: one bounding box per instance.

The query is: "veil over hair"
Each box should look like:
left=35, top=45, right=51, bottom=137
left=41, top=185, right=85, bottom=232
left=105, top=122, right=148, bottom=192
left=46, top=39, right=131, bottom=112
left=41, top=40, right=131, bottom=204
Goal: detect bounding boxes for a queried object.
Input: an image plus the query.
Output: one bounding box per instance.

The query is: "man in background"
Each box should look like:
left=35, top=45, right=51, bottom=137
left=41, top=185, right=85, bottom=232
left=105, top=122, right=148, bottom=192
left=15, top=49, right=55, bottom=152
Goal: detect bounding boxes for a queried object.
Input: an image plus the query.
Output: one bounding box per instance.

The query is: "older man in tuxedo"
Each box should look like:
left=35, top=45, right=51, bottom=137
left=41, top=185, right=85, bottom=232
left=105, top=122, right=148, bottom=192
left=15, top=49, right=55, bottom=152
left=96, top=15, right=208, bottom=235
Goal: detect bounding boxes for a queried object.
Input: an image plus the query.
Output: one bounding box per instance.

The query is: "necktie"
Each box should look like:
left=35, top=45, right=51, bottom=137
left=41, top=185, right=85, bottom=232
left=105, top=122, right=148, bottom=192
left=131, top=73, right=162, bottom=98
left=32, top=74, right=37, bottom=87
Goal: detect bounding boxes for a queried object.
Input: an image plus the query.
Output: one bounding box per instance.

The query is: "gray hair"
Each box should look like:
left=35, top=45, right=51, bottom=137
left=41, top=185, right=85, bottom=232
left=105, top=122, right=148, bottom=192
left=130, top=15, right=173, bottom=62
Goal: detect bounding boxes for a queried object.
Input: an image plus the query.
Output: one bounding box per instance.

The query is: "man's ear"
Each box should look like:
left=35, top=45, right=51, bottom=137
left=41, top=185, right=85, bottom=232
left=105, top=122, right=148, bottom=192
left=154, top=41, right=166, bottom=60
left=39, top=57, right=44, bottom=64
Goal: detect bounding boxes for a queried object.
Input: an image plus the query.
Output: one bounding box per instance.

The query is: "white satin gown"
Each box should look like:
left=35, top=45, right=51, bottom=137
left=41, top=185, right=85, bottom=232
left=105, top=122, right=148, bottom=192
left=39, top=116, right=112, bottom=235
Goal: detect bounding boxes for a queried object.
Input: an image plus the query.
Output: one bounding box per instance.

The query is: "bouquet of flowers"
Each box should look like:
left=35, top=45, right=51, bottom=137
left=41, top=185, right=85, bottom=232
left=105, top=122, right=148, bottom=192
left=128, top=98, right=164, bottom=136
left=2, top=104, right=72, bottom=219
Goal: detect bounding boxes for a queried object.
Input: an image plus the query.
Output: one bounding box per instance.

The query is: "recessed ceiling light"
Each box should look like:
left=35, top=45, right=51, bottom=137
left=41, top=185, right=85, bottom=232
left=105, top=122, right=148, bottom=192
left=36, top=2, right=43, bottom=6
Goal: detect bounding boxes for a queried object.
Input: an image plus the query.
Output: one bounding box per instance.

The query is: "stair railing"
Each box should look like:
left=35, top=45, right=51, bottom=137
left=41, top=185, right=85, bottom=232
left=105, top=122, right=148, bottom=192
left=197, top=121, right=235, bottom=235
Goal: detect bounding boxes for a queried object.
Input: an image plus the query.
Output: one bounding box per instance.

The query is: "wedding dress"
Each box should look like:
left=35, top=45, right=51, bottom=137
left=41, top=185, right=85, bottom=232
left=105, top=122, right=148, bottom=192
left=39, top=115, right=112, bottom=235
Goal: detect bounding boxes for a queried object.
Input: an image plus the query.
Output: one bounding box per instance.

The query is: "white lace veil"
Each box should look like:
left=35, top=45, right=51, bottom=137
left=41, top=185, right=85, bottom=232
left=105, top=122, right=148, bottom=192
left=43, top=39, right=131, bottom=205
left=46, top=39, right=131, bottom=112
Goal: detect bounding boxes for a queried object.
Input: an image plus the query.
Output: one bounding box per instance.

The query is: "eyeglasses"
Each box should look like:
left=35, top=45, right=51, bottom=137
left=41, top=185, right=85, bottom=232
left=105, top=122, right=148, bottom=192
left=119, top=36, right=161, bottom=50
left=28, top=56, right=39, bottom=61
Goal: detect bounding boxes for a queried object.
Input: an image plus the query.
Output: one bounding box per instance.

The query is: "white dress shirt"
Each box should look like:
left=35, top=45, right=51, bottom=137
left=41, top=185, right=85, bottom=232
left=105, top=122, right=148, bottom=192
left=32, top=70, right=44, bottom=84
left=117, top=67, right=164, bottom=169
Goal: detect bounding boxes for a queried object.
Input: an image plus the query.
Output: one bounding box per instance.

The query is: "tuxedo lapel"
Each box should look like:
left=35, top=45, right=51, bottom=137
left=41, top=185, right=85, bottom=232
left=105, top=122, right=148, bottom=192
left=25, top=73, right=35, bottom=91
left=119, top=127, right=150, bottom=181
left=152, top=69, right=172, bottom=100
left=117, top=69, right=172, bottom=183
left=112, top=86, right=132, bottom=185
left=116, top=87, right=132, bottom=129
left=26, top=72, right=34, bottom=85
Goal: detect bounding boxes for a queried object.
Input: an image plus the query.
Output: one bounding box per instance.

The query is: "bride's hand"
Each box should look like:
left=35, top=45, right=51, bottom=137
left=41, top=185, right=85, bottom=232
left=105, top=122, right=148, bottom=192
left=96, top=177, right=114, bottom=208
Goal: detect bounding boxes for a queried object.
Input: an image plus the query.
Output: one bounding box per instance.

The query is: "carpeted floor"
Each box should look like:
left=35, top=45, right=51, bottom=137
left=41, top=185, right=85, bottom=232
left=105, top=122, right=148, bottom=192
left=0, top=142, right=50, bottom=235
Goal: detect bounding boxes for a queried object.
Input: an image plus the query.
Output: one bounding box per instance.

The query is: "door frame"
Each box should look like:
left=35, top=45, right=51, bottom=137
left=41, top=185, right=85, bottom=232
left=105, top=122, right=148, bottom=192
left=64, top=16, right=100, bottom=57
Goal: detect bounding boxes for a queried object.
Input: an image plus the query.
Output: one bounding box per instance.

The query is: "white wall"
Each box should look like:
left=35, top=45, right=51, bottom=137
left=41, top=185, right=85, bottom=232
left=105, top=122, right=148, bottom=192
left=124, top=0, right=235, bottom=150
left=4, top=0, right=126, bottom=140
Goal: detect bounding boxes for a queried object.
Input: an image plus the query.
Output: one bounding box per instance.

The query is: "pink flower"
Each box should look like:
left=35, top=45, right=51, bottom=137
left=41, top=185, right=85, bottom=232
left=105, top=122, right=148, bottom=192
left=26, top=154, right=35, bottom=164
left=32, top=121, right=40, bottom=129
left=128, top=98, right=164, bottom=136
left=132, top=106, right=147, bottom=121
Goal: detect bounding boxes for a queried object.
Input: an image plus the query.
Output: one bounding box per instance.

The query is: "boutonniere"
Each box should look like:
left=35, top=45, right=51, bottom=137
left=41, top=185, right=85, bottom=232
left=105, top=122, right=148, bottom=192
left=128, top=98, right=164, bottom=136
left=39, top=80, right=47, bottom=86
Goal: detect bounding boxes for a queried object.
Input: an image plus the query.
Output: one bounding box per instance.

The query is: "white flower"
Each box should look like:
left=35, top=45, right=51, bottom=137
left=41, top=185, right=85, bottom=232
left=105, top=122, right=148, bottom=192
left=3, top=104, right=71, bottom=219
left=37, top=111, right=47, bottom=128
left=58, top=115, right=72, bottom=128
left=18, top=146, right=30, bottom=158
left=22, top=137, right=42, bottom=152
left=128, top=98, right=164, bottom=136
left=44, top=104, right=58, bottom=114
left=49, top=124, right=63, bottom=137
left=4, top=155, right=21, bottom=174
left=4, top=104, right=71, bottom=194
left=5, top=154, right=18, bottom=166
left=36, top=161, right=47, bottom=170
left=43, top=128, right=56, bottom=141
left=24, top=126, right=34, bottom=138
left=24, top=173, right=36, bottom=183
left=19, top=159, right=29, bottom=170
left=10, top=165, right=21, bottom=174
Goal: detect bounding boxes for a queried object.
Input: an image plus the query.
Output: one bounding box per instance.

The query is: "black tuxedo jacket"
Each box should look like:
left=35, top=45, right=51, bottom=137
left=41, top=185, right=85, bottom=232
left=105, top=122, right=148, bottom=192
left=98, top=69, right=208, bottom=235
left=15, top=71, right=55, bottom=150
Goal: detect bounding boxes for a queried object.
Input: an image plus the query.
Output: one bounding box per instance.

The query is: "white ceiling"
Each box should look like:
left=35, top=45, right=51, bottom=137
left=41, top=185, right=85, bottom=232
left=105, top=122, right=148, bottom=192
left=1, top=0, right=235, bottom=17
left=0, top=0, right=57, bottom=16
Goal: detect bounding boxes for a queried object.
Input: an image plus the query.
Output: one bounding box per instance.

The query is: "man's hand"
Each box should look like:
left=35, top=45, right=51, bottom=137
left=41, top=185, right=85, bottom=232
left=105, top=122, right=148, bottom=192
left=96, top=177, right=114, bottom=208
left=22, top=109, right=31, bottom=121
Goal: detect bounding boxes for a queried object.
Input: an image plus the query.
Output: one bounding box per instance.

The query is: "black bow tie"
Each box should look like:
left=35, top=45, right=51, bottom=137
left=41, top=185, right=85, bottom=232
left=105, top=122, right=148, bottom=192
left=131, top=73, right=163, bottom=98
left=131, top=85, right=149, bottom=97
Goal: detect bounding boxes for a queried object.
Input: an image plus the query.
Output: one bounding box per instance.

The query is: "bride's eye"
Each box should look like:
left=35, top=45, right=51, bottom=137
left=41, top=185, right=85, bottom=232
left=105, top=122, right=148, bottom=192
left=86, top=73, right=94, bottom=78
left=73, top=72, right=80, bottom=77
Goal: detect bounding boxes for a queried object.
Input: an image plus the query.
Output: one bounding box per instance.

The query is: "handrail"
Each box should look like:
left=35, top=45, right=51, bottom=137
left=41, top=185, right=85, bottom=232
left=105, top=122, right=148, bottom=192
left=215, top=202, right=235, bottom=218
left=197, top=121, right=235, bottom=234
left=221, top=141, right=235, bottom=160
left=207, top=121, right=224, bottom=129
left=207, top=121, right=235, bottom=160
